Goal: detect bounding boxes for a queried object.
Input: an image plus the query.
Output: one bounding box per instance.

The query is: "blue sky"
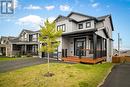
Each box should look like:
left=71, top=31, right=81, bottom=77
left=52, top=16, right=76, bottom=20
left=0, top=0, right=130, bottom=50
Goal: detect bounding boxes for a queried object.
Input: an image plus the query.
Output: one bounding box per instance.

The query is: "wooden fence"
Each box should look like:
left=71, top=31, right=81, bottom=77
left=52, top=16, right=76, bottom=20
left=112, top=56, right=130, bottom=63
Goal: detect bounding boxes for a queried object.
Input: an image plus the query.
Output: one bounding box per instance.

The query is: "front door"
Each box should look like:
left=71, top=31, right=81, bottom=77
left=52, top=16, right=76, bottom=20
left=75, top=38, right=86, bottom=56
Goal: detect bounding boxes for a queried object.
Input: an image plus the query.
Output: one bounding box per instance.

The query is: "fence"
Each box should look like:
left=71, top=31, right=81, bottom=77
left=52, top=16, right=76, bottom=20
left=112, top=56, right=130, bottom=63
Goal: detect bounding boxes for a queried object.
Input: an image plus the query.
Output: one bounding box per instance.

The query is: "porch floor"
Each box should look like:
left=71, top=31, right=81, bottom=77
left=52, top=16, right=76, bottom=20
left=62, top=56, right=106, bottom=64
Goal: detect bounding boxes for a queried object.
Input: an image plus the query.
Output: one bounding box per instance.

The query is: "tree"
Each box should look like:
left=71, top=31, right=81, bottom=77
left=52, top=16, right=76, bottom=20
left=39, top=19, right=62, bottom=77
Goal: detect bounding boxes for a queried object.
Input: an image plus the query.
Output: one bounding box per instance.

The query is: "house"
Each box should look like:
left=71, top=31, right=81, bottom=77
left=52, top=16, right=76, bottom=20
left=0, top=29, right=39, bottom=57
left=0, top=12, right=114, bottom=62
left=53, top=12, right=114, bottom=62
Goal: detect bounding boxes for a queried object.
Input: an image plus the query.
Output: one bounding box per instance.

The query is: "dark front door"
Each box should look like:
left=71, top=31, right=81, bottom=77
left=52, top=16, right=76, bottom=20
left=75, top=38, right=86, bottom=56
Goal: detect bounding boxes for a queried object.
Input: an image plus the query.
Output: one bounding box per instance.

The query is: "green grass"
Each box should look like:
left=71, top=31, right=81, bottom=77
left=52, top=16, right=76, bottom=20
left=0, top=57, right=18, bottom=61
left=0, top=57, right=31, bottom=61
left=0, top=63, right=113, bottom=87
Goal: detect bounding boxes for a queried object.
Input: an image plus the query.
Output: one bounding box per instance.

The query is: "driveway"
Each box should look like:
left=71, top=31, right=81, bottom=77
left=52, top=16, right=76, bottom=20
left=0, top=58, right=60, bottom=73
left=100, top=62, right=130, bottom=87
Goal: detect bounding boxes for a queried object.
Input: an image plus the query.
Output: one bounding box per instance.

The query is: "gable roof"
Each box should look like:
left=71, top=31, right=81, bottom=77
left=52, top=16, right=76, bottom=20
left=67, top=12, right=95, bottom=19
left=19, top=29, right=36, bottom=37
left=22, top=29, right=35, bottom=33
left=55, top=12, right=114, bottom=31
left=97, top=15, right=110, bottom=21
left=54, top=15, right=77, bottom=22
left=97, top=15, right=114, bottom=31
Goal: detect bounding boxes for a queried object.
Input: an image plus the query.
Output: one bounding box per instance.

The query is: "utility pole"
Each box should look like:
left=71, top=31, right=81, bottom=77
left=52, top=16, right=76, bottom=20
left=118, top=33, right=120, bottom=56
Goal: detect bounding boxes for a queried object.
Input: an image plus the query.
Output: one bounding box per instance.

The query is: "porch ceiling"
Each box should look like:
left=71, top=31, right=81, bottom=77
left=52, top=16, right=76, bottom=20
left=0, top=44, right=6, bottom=47
left=11, top=41, right=39, bottom=45
left=62, top=29, right=96, bottom=37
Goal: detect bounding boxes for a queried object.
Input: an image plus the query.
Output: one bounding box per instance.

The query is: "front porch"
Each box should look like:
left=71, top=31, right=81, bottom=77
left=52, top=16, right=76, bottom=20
left=62, top=56, right=106, bottom=64
left=0, top=44, right=6, bottom=56
left=61, top=32, right=107, bottom=59
left=12, top=44, right=38, bottom=56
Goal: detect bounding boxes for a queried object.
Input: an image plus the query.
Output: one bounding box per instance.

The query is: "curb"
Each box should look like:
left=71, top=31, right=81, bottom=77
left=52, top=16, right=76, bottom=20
left=97, top=64, right=114, bottom=87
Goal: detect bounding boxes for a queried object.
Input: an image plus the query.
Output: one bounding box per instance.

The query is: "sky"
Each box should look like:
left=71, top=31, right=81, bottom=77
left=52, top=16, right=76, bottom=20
left=0, top=0, right=130, bottom=50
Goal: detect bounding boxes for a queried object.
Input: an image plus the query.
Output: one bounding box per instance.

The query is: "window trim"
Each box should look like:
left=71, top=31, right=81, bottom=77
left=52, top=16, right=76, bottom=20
left=86, top=21, right=91, bottom=28
left=57, top=24, right=66, bottom=32
left=78, top=23, right=83, bottom=29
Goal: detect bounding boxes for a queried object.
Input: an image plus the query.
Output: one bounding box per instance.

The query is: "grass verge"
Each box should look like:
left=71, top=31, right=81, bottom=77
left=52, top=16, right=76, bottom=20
left=0, top=63, right=113, bottom=87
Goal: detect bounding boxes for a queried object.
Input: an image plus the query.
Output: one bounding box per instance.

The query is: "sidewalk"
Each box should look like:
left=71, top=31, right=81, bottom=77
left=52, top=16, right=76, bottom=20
left=100, top=62, right=130, bottom=87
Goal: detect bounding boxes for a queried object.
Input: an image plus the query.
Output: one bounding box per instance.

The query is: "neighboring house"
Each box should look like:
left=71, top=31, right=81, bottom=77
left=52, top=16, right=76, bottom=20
left=0, top=12, right=114, bottom=62
left=0, top=29, right=39, bottom=57
left=120, top=50, right=130, bottom=57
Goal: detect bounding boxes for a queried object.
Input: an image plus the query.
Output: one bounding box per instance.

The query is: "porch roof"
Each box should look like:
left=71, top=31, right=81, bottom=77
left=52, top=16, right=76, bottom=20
left=62, top=29, right=96, bottom=37
left=0, top=44, right=6, bottom=47
left=11, top=41, right=39, bottom=45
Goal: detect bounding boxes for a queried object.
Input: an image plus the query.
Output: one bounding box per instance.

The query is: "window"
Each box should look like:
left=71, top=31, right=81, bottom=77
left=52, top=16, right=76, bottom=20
left=78, top=24, right=83, bottom=29
left=57, top=24, right=66, bottom=32
left=86, top=22, right=91, bottom=28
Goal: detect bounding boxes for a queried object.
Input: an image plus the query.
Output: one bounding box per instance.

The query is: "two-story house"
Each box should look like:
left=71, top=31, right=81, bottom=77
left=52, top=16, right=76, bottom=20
left=0, top=29, right=39, bottom=57
left=52, top=12, right=114, bottom=62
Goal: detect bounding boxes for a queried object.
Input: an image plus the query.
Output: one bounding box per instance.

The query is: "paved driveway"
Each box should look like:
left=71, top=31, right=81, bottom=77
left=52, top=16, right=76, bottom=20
left=100, top=62, right=130, bottom=87
left=0, top=58, right=60, bottom=73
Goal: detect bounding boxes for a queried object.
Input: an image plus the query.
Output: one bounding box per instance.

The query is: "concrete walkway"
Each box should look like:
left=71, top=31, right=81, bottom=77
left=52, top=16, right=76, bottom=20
left=0, top=58, right=60, bottom=73
left=100, top=62, right=130, bottom=87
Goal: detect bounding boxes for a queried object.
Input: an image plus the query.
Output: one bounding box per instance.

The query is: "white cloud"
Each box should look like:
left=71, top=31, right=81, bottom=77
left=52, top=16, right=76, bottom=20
left=45, top=5, right=55, bottom=10
left=16, top=15, right=56, bottom=26
left=17, top=15, right=43, bottom=25
left=59, top=5, right=72, bottom=11
left=24, top=4, right=42, bottom=10
left=48, top=17, right=56, bottom=22
left=12, top=0, right=18, bottom=9
left=91, top=3, right=99, bottom=8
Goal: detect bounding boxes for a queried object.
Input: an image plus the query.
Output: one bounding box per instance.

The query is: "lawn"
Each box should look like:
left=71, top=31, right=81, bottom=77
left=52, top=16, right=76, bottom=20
left=0, top=63, right=113, bottom=87
left=0, top=57, right=18, bottom=61
left=0, top=57, right=32, bottom=61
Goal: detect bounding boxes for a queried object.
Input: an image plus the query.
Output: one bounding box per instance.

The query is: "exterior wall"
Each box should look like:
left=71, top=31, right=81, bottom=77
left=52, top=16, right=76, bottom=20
left=96, top=21, right=104, bottom=29
left=104, top=17, right=112, bottom=38
left=56, top=19, right=95, bottom=34
left=20, top=32, right=28, bottom=41
left=75, top=20, right=95, bottom=31
left=56, top=19, right=73, bottom=33
left=95, top=30, right=106, bottom=39
left=57, top=37, right=62, bottom=59
left=67, top=38, right=74, bottom=56
left=61, top=36, right=93, bottom=57
left=106, top=39, right=113, bottom=62
left=69, top=14, right=89, bottom=21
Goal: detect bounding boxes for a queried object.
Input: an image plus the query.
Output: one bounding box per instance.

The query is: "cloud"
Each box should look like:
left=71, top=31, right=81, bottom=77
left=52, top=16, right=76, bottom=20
left=24, top=4, right=42, bottom=10
left=45, top=5, right=55, bottom=10
left=91, top=3, right=99, bottom=8
left=16, top=15, right=56, bottom=26
left=12, top=0, right=18, bottom=9
left=48, top=17, right=56, bottom=22
left=59, top=5, right=72, bottom=11
left=17, top=15, right=43, bottom=25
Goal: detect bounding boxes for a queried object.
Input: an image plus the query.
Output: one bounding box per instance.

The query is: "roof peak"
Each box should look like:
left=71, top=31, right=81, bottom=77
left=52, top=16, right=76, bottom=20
left=67, top=11, right=95, bottom=18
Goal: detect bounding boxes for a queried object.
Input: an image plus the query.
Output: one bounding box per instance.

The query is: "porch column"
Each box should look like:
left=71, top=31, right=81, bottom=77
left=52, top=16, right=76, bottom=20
left=10, top=44, right=13, bottom=57
left=100, top=38, right=103, bottom=57
left=24, top=44, right=26, bottom=54
left=93, top=33, right=97, bottom=59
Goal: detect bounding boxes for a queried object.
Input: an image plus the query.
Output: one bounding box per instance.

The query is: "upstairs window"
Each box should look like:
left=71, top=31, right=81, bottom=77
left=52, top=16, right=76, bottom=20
left=78, top=23, right=83, bottom=29
left=86, top=21, right=91, bottom=28
left=57, top=24, right=66, bottom=32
